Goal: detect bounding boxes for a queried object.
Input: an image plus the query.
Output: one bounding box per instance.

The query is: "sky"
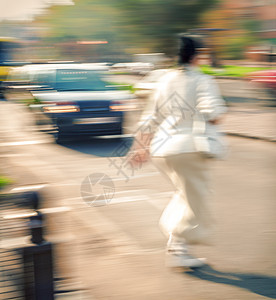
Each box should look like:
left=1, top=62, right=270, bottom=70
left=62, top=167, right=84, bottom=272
left=0, top=0, right=74, bottom=21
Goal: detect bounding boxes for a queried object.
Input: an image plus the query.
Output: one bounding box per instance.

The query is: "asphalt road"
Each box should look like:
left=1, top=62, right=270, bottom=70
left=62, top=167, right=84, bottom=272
left=42, top=135, right=276, bottom=300
left=1, top=76, right=275, bottom=299
left=1, top=133, right=275, bottom=299
left=47, top=76, right=275, bottom=299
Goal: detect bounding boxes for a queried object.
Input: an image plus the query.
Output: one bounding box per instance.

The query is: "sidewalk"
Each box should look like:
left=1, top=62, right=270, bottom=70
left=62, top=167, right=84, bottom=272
left=222, top=106, right=276, bottom=142
left=0, top=101, right=275, bottom=145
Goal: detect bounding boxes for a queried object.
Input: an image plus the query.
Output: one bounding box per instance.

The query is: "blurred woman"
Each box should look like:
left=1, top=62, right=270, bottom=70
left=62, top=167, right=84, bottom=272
left=130, top=36, right=227, bottom=268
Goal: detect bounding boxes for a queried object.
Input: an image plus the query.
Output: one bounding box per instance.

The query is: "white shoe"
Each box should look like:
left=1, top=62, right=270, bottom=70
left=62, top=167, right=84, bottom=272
left=166, top=252, right=206, bottom=268
left=166, top=234, right=206, bottom=268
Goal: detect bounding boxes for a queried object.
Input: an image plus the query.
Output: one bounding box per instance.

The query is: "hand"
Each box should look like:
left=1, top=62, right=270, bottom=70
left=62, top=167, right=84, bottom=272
left=128, top=132, right=153, bottom=167
left=128, top=148, right=150, bottom=167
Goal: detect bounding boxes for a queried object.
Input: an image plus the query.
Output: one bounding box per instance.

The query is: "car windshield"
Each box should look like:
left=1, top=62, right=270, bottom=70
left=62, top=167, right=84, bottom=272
left=54, top=69, right=115, bottom=91
left=29, top=69, right=116, bottom=91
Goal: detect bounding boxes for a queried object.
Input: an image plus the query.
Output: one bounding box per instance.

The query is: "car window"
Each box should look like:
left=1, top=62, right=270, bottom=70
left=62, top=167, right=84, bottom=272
left=54, top=69, right=116, bottom=91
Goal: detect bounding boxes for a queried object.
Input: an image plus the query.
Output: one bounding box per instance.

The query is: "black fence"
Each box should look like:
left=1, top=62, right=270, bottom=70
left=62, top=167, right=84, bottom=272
left=0, top=191, right=55, bottom=300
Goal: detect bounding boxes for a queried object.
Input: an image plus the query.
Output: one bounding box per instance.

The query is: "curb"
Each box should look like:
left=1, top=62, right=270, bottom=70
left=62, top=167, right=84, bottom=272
left=215, top=76, right=244, bottom=80
left=225, top=132, right=276, bottom=142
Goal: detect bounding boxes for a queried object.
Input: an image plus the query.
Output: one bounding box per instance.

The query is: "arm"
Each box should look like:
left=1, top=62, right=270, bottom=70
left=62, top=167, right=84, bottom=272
left=129, top=76, right=169, bottom=164
left=196, top=75, right=227, bottom=124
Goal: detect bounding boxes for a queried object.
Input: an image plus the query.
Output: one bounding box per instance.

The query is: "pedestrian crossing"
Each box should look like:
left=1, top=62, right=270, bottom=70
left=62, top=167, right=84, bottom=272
left=65, top=187, right=172, bottom=210
left=64, top=178, right=173, bottom=254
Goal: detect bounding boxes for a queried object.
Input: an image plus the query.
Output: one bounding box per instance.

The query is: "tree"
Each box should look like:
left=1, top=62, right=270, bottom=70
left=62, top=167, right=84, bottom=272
left=201, top=1, right=263, bottom=60
left=34, top=0, right=217, bottom=60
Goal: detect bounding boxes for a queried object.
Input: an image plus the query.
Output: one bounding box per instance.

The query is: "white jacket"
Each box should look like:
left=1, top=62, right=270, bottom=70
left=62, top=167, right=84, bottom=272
left=138, top=66, right=227, bottom=157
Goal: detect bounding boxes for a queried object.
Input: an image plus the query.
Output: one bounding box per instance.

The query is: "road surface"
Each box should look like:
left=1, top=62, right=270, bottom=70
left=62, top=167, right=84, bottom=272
left=1, top=75, right=275, bottom=299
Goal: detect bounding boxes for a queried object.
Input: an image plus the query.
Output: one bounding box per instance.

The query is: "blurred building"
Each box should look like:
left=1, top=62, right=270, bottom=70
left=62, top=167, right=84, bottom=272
left=223, top=0, right=276, bottom=62
left=201, top=0, right=276, bottom=61
left=225, top=0, right=276, bottom=40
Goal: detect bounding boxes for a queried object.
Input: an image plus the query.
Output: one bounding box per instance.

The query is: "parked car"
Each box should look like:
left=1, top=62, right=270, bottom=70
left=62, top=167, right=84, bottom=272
left=5, top=63, right=137, bottom=141
left=134, top=69, right=170, bottom=98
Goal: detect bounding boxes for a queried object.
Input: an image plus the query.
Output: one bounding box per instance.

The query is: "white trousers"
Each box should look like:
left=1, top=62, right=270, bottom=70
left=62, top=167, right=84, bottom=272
left=152, top=152, right=214, bottom=245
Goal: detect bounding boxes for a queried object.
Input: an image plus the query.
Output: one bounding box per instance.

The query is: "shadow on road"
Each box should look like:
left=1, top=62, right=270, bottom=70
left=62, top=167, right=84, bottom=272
left=59, top=136, right=134, bottom=157
left=185, top=265, right=276, bottom=299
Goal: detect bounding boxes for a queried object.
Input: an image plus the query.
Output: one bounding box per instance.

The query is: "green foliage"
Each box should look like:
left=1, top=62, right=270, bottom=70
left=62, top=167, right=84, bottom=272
left=0, top=176, right=13, bottom=189
left=39, top=0, right=217, bottom=57
left=106, top=81, right=135, bottom=93
left=221, top=18, right=263, bottom=60
left=223, top=36, right=257, bottom=60
left=242, top=19, right=261, bottom=35
left=200, top=65, right=270, bottom=77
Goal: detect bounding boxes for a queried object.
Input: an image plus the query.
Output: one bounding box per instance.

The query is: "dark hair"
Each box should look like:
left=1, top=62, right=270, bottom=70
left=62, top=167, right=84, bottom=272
left=178, top=36, right=202, bottom=64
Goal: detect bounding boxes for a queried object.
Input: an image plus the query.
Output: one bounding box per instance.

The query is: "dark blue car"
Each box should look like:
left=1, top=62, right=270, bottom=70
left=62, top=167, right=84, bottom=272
left=7, top=64, right=137, bottom=142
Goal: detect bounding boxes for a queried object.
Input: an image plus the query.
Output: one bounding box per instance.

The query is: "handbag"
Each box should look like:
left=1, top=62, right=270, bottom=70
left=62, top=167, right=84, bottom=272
left=193, top=113, right=228, bottom=159
left=191, top=72, right=228, bottom=160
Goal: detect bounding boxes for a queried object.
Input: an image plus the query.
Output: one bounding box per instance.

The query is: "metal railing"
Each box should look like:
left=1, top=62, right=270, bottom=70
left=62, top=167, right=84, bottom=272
left=0, top=191, right=55, bottom=300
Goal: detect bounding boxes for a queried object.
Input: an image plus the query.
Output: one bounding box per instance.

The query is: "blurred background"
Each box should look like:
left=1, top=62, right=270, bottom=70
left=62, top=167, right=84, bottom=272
left=0, top=0, right=275, bottom=64
left=0, top=0, right=275, bottom=299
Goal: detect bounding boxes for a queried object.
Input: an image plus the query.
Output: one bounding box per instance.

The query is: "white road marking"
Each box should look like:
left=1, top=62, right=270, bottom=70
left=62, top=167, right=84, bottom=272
left=112, top=171, right=160, bottom=182
left=52, top=171, right=160, bottom=186
left=0, top=140, right=48, bottom=147
left=66, top=190, right=173, bottom=209
left=0, top=153, right=29, bottom=158
left=11, top=184, right=48, bottom=192
left=111, top=194, right=151, bottom=204
left=69, top=189, right=172, bottom=253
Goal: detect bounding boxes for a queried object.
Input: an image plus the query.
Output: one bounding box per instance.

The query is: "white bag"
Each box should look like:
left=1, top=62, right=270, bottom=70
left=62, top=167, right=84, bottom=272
left=193, top=116, right=228, bottom=159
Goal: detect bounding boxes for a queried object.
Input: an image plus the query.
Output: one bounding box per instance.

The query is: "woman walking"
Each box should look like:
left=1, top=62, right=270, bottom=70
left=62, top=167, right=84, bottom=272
left=130, top=36, right=227, bottom=268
